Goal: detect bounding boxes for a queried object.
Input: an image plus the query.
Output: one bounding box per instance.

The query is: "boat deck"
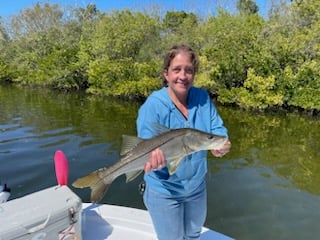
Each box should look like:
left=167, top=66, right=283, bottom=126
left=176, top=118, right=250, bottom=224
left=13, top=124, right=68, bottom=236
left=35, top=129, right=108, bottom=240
left=82, top=203, right=234, bottom=240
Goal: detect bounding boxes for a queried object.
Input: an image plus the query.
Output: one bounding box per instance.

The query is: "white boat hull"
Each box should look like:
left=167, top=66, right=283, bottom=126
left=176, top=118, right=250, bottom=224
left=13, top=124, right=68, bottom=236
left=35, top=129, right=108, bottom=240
left=82, top=203, right=234, bottom=240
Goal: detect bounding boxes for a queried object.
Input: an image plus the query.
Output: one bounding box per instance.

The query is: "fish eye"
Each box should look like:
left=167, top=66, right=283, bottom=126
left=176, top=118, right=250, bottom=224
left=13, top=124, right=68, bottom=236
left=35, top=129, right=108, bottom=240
left=208, top=135, right=214, bottom=139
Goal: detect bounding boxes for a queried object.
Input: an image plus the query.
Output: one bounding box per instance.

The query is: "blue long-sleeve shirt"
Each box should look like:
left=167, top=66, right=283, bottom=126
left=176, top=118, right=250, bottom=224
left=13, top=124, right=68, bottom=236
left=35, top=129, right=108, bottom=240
left=136, top=86, right=228, bottom=196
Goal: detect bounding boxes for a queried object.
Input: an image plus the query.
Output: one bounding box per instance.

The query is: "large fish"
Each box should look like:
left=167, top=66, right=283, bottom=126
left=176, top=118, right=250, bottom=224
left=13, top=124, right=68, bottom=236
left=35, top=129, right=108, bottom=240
left=72, top=125, right=228, bottom=202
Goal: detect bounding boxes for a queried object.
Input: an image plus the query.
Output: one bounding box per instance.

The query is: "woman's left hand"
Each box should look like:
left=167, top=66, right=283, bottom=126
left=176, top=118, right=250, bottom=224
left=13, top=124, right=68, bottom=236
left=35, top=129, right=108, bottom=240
left=211, top=140, right=231, bottom=157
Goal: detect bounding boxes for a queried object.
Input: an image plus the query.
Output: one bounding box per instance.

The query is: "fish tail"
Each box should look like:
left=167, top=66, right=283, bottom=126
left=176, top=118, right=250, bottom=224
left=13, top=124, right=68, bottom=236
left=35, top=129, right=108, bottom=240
left=72, top=170, right=112, bottom=203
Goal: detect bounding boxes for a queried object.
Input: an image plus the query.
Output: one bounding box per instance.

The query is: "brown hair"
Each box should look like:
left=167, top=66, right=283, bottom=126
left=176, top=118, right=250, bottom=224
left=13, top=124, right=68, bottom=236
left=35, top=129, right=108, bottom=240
left=161, top=44, right=199, bottom=87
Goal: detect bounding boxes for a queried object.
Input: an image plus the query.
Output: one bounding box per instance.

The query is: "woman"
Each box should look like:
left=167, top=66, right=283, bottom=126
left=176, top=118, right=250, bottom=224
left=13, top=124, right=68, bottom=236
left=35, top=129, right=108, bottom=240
left=136, top=44, right=231, bottom=240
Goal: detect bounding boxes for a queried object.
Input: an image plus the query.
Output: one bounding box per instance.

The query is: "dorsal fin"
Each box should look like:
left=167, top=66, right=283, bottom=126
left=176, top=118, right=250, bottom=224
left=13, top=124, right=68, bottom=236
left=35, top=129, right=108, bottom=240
left=120, top=135, right=144, bottom=156
left=151, top=122, right=171, bottom=135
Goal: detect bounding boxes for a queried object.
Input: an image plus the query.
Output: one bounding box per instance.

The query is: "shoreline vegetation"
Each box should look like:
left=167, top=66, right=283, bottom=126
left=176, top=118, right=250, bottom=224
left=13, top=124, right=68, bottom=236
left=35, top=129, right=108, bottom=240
left=0, top=0, right=319, bottom=115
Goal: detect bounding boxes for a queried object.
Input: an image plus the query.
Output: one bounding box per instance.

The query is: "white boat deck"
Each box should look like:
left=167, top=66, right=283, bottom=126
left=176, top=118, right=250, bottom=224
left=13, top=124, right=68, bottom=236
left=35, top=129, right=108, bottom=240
left=82, top=203, right=234, bottom=240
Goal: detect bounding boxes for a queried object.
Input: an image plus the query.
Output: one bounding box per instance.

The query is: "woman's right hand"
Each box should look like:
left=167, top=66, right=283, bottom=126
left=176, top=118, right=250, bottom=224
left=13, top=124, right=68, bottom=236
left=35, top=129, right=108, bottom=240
left=144, top=148, right=167, bottom=173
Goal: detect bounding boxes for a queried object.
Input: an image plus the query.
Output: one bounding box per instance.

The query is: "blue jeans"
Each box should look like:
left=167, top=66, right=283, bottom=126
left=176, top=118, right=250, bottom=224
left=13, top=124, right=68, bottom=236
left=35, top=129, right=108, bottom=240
left=143, top=181, right=207, bottom=240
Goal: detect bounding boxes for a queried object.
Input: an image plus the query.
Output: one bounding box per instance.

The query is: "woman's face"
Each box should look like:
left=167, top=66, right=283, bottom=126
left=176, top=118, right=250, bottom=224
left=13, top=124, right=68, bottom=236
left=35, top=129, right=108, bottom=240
left=163, top=51, right=195, bottom=97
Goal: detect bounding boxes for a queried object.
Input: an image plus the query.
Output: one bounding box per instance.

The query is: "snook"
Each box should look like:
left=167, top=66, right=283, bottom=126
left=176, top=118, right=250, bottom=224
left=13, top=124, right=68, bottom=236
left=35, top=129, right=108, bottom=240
left=72, top=126, right=227, bottom=202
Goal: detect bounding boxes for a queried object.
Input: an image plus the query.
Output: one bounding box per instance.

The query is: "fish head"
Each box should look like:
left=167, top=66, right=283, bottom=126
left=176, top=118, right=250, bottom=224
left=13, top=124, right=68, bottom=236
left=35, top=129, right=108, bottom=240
left=183, top=129, right=228, bottom=151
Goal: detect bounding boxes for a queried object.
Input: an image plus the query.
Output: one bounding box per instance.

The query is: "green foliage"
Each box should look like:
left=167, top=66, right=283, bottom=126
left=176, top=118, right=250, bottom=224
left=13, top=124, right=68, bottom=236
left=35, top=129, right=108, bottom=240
left=87, top=57, right=161, bottom=98
left=218, top=69, right=283, bottom=109
left=88, top=58, right=133, bottom=91
left=237, top=0, right=259, bottom=15
left=0, top=56, right=11, bottom=81
left=193, top=55, right=217, bottom=92
left=10, top=3, right=63, bottom=36
left=83, top=10, right=162, bottom=97
left=276, top=60, right=320, bottom=110
left=161, top=11, right=202, bottom=50
left=1, top=1, right=320, bottom=111
left=284, top=61, right=320, bottom=110
left=88, top=10, right=160, bottom=61
left=291, top=0, right=320, bottom=28
left=112, top=76, right=161, bottom=98
left=3, top=3, right=88, bottom=89
left=203, top=12, right=266, bottom=89
left=163, top=11, right=197, bottom=33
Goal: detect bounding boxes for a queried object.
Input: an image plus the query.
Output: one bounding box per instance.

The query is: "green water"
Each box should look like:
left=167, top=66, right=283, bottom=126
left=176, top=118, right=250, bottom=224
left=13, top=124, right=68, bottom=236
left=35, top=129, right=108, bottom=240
left=1, top=85, right=319, bottom=239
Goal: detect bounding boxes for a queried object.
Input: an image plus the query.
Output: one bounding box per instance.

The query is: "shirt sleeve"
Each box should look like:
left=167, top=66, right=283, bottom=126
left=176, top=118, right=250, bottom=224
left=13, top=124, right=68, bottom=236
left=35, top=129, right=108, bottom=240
left=191, top=87, right=229, bottom=138
left=136, top=96, right=160, bottom=139
left=209, top=98, right=229, bottom=138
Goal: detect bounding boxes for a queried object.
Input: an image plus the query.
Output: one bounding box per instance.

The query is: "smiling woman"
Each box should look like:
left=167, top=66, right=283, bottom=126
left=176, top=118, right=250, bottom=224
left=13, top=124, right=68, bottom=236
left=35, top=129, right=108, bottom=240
left=136, top=44, right=231, bottom=240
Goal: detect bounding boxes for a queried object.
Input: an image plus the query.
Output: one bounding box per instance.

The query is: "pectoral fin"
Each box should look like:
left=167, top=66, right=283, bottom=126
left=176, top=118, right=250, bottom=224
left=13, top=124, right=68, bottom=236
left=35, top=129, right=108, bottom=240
left=126, top=170, right=143, bottom=182
left=167, top=157, right=184, bottom=175
left=151, top=123, right=171, bottom=135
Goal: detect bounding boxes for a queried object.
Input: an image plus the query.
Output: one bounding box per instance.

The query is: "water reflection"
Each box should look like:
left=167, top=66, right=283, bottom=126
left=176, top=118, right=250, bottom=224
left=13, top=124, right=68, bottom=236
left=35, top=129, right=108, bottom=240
left=217, top=106, right=320, bottom=195
left=0, top=85, right=320, bottom=240
left=207, top=159, right=320, bottom=239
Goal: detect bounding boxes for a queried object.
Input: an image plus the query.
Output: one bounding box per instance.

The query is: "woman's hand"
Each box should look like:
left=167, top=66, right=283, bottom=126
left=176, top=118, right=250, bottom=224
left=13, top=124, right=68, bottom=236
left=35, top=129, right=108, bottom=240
left=144, top=148, right=167, bottom=173
left=211, top=140, right=231, bottom=157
